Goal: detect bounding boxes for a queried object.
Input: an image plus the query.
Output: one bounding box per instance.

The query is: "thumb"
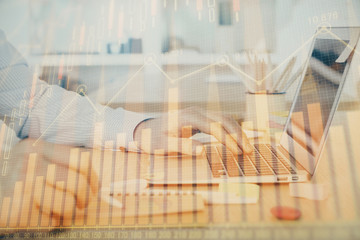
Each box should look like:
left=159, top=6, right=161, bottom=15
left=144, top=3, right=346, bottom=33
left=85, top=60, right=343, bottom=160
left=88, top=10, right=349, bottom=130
left=166, top=137, right=204, bottom=156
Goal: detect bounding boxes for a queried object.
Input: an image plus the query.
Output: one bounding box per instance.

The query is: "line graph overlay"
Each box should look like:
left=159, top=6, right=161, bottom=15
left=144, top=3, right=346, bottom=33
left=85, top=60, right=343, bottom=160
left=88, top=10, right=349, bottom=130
left=32, top=96, right=78, bottom=146
left=32, top=29, right=359, bottom=146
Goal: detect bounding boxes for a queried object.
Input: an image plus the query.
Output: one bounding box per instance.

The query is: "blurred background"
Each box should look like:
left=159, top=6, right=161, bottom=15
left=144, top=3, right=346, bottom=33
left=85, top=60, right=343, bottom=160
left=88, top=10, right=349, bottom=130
left=0, top=0, right=359, bottom=114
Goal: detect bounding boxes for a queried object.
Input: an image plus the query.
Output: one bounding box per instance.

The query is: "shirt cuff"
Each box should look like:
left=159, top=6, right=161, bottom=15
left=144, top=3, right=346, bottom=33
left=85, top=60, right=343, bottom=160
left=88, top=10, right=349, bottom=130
left=127, top=117, right=154, bottom=152
left=101, top=107, right=151, bottom=151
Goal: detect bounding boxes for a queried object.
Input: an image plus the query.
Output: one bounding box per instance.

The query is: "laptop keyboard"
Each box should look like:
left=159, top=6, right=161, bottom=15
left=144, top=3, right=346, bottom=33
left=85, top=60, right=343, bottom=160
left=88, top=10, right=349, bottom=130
left=205, top=144, right=297, bottom=178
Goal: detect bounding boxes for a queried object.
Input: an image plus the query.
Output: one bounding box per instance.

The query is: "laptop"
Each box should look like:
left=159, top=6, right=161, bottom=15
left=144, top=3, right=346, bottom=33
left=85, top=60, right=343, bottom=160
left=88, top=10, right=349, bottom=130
left=147, top=27, right=360, bottom=184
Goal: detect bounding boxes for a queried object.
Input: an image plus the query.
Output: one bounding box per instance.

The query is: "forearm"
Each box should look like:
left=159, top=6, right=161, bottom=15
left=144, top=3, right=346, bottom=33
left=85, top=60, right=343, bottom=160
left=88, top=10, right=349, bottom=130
left=0, top=29, right=148, bottom=150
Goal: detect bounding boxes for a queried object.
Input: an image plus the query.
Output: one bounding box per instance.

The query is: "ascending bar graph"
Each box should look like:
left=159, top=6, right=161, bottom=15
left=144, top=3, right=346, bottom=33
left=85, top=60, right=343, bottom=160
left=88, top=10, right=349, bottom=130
left=307, top=102, right=324, bottom=155
left=0, top=197, right=10, bottom=227
left=52, top=181, right=65, bottom=226
left=0, top=108, right=358, bottom=230
left=29, top=176, right=44, bottom=227
left=112, top=135, right=125, bottom=226
left=99, top=141, right=114, bottom=226
left=0, top=123, right=6, bottom=158
left=63, top=148, right=80, bottom=227
left=87, top=122, right=103, bottom=226
left=197, top=0, right=203, bottom=19
left=118, top=11, right=124, bottom=39
left=8, top=181, right=23, bottom=227
left=290, top=111, right=306, bottom=159
left=151, top=0, right=157, bottom=26
left=19, top=153, right=37, bottom=227
left=75, top=152, right=90, bottom=226
left=347, top=111, right=360, bottom=162
left=233, top=0, right=240, bottom=11
left=40, top=164, right=56, bottom=227
left=0, top=147, right=94, bottom=228
left=4, top=122, right=15, bottom=159
left=168, top=88, right=179, bottom=154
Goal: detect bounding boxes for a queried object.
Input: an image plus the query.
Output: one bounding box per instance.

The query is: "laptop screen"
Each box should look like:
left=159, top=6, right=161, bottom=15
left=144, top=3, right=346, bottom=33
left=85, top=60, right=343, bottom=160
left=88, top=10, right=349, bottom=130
left=285, top=37, right=351, bottom=158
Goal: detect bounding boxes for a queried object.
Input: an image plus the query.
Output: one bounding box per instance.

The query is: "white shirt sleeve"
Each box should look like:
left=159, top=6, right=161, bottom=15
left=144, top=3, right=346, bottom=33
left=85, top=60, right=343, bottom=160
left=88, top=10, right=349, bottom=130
left=0, top=29, right=148, bottom=150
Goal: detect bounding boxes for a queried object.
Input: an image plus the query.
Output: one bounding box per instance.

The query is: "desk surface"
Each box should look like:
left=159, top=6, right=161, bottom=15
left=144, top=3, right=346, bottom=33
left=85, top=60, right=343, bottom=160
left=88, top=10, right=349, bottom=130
left=1, top=110, right=360, bottom=239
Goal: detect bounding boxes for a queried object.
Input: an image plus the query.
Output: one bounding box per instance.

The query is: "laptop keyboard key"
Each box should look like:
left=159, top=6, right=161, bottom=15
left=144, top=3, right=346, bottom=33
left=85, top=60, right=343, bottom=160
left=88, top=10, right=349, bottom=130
left=205, top=146, right=226, bottom=178
left=266, top=145, right=297, bottom=174
left=216, top=146, right=243, bottom=177
left=248, top=151, right=272, bottom=174
left=205, top=144, right=295, bottom=178
left=256, top=144, right=293, bottom=174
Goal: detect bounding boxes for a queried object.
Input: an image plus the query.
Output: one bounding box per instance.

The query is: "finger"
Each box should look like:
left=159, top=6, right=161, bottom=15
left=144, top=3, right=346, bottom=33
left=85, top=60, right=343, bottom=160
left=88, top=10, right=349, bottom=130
left=33, top=184, right=64, bottom=217
left=180, top=109, right=244, bottom=155
left=208, top=122, right=243, bottom=155
left=163, top=137, right=204, bottom=155
left=134, top=127, right=204, bottom=156
left=75, top=171, right=90, bottom=209
left=75, top=152, right=93, bottom=208
left=28, top=208, right=61, bottom=229
left=35, top=207, right=61, bottom=228
left=88, top=165, right=99, bottom=194
left=41, top=147, right=97, bottom=195
left=188, top=116, right=242, bottom=155
left=62, top=193, right=76, bottom=218
left=64, top=151, right=99, bottom=195
left=218, top=117, right=252, bottom=154
left=198, top=110, right=253, bottom=154
left=77, top=152, right=99, bottom=195
left=33, top=185, right=81, bottom=227
left=45, top=173, right=88, bottom=209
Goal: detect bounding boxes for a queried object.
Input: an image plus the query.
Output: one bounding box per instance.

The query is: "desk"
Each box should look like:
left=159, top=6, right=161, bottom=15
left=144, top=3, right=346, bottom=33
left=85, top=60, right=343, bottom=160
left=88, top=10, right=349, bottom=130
left=0, top=111, right=360, bottom=239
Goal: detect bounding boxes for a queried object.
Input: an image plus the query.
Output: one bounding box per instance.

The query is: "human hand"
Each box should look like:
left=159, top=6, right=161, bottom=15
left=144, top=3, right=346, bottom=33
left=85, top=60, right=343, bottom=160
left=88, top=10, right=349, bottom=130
left=133, top=107, right=253, bottom=156
left=0, top=139, right=98, bottom=230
